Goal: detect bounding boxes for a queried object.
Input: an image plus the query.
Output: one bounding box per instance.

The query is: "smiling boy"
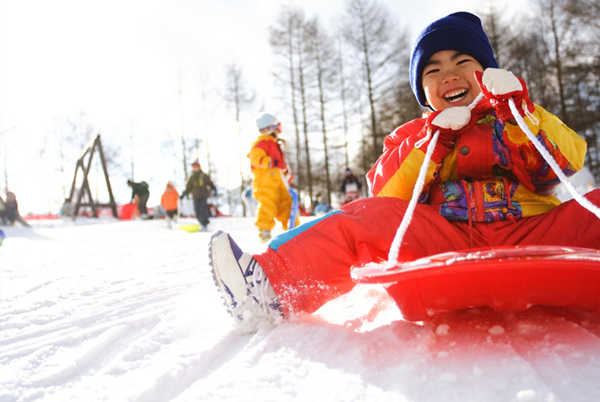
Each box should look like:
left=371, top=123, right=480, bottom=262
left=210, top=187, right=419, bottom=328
left=422, top=50, right=483, bottom=110
left=209, top=12, right=600, bottom=333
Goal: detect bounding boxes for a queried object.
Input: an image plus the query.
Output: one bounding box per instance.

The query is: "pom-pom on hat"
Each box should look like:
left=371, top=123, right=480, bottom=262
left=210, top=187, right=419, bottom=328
left=410, top=11, right=498, bottom=108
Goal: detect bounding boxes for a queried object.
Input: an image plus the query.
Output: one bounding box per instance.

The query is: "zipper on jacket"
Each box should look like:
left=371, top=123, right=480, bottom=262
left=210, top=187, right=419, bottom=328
left=474, top=181, right=485, bottom=222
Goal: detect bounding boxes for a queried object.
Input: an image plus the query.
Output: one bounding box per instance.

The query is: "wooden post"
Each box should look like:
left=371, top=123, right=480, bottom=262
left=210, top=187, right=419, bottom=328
left=96, top=136, right=119, bottom=218
left=67, top=134, right=119, bottom=219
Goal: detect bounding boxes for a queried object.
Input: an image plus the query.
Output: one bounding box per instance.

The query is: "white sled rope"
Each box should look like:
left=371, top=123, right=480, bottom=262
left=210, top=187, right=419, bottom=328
left=386, top=94, right=600, bottom=269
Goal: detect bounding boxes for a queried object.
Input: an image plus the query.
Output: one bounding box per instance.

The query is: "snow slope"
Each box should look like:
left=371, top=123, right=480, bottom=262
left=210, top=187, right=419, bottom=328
left=1, top=217, right=600, bottom=402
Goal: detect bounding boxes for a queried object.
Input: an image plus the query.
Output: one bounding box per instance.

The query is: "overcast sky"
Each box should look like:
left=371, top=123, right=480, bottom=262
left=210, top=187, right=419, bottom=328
left=0, top=0, right=529, bottom=214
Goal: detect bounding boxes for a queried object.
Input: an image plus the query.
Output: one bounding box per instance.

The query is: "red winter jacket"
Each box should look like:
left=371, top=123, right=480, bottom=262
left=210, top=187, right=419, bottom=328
left=367, top=99, right=587, bottom=222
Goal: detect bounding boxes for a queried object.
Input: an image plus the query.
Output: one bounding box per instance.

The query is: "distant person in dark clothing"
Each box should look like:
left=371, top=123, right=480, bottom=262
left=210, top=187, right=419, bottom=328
left=127, top=180, right=150, bottom=218
left=340, top=168, right=362, bottom=205
left=181, top=159, right=216, bottom=231
left=5, top=192, right=31, bottom=227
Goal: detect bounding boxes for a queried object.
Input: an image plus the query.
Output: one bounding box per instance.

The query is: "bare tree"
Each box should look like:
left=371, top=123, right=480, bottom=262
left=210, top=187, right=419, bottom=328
left=536, top=0, right=579, bottom=123
left=66, top=112, right=94, bottom=149
left=490, top=0, right=600, bottom=182
left=548, top=0, right=568, bottom=121
left=564, top=0, right=600, bottom=30
left=375, top=38, right=421, bottom=140
left=38, top=119, right=69, bottom=198
left=335, top=35, right=351, bottom=168
left=161, top=137, right=180, bottom=185
left=224, top=63, right=255, bottom=217
left=304, top=17, right=339, bottom=204
left=341, top=0, right=409, bottom=164
left=177, top=69, right=189, bottom=180
left=1, top=126, right=16, bottom=193
left=479, top=1, right=512, bottom=67
left=198, top=70, right=218, bottom=176
left=502, top=20, right=557, bottom=110
left=128, top=118, right=135, bottom=181
left=296, top=15, right=315, bottom=201
left=559, top=0, right=600, bottom=180
left=269, top=6, right=305, bottom=190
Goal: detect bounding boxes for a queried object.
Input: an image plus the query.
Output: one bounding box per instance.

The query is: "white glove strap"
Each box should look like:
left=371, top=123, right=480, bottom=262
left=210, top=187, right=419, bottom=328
left=482, top=68, right=522, bottom=95
left=432, top=106, right=471, bottom=131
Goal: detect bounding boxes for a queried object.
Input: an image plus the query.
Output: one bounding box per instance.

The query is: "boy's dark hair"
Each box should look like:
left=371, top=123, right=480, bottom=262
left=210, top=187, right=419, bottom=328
left=410, top=11, right=498, bottom=109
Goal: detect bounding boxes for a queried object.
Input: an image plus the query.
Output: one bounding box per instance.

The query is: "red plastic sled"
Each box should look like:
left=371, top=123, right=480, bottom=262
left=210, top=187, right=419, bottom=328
left=351, top=245, right=600, bottom=321
left=118, top=203, right=136, bottom=220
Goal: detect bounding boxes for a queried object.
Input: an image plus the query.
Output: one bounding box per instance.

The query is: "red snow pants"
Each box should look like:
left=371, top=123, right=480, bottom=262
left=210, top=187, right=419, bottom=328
left=254, top=189, right=600, bottom=316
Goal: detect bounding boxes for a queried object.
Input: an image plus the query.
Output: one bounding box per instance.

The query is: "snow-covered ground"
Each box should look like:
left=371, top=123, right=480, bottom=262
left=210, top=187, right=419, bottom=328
left=2, top=216, right=600, bottom=402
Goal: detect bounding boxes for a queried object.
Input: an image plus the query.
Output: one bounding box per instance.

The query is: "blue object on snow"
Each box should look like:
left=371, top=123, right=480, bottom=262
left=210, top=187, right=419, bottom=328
left=242, top=186, right=258, bottom=216
left=270, top=210, right=342, bottom=252
left=0, top=229, right=5, bottom=246
left=313, top=203, right=332, bottom=216
left=289, top=188, right=299, bottom=229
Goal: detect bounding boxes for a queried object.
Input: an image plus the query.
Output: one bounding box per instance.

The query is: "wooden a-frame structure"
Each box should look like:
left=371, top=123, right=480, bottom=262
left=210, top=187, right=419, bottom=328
left=68, top=134, right=118, bottom=219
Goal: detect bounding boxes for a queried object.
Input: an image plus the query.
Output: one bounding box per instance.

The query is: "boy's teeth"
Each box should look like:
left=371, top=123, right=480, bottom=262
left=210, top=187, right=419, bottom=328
left=444, top=89, right=467, bottom=102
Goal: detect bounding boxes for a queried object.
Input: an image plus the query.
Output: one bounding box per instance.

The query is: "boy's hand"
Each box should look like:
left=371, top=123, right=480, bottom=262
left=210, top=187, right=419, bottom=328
left=426, top=106, right=471, bottom=134
left=418, top=107, right=471, bottom=162
left=475, top=68, right=535, bottom=122
left=477, top=68, right=522, bottom=96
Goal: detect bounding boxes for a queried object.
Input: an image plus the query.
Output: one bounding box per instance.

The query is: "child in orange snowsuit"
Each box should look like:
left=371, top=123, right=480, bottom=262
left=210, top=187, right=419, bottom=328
left=161, top=181, right=179, bottom=228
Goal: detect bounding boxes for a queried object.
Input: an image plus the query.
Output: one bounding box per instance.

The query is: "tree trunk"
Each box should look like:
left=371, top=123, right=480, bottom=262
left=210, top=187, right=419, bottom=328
left=297, top=47, right=313, bottom=201
left=549, top=1, right=568, bottom=122
left=286, top=15, right=303, bottom=192
left=337, top=38, right=350, bottom=168
left=178, top=74, right=188, bottom=182
left=316, top=56, right=332, bottom=205
left=358, top=6, right=379, bottom=161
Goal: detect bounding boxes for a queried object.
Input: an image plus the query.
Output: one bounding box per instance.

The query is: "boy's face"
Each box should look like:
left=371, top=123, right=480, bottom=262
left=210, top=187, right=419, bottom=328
left=421, top=50, right=484, bottom=111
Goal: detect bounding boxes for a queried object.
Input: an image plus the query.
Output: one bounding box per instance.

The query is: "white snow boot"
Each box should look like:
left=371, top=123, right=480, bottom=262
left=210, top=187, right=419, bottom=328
left=259, top=230, right=271, bottom=243
left=209, top=230, right=283, bottom=333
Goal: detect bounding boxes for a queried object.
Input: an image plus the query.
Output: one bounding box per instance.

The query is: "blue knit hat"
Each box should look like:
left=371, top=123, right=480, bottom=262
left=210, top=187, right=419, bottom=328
left=410, top=12, right=498, bottom=108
